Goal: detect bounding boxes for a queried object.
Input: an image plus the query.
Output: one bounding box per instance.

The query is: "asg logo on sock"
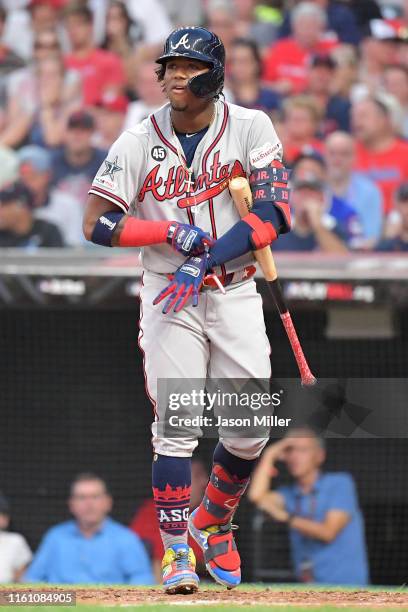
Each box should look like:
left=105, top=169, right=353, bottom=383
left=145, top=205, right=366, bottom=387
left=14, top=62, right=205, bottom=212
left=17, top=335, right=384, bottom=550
left=159, top=508, right=189, bottom=523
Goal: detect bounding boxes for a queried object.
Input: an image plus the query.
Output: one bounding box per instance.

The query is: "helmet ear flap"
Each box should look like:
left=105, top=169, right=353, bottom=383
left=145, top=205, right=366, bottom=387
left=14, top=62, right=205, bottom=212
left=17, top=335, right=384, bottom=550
left=188, top=66, right=224, bottom=99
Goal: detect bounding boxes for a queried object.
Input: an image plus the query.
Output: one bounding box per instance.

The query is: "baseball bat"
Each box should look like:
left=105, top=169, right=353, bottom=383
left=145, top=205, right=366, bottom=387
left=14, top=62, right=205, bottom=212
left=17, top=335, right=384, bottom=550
left=229, top=176, right=316, bottom=386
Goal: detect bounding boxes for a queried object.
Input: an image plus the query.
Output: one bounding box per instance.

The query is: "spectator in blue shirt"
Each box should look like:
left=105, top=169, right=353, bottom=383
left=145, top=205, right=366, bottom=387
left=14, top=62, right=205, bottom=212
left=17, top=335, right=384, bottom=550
left=274, top=152, right=361, bottom=252
left=278, top=0, right=361, bottom=45
left=325, top=131, right=383, bottom=248
left=51, top=111, right=106, bottom=210
left=306, top=55, right=351, bottom=134
left=377, top=183, right=408, bottom=252
left=249, top=429, right=369, bottom=585
left=24, top=473, right=154, bottom=585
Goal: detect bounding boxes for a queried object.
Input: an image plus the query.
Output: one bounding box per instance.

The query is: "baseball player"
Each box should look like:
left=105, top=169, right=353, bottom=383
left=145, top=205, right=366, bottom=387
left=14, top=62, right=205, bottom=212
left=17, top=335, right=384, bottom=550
left=83, top=27, right=291, bottom=594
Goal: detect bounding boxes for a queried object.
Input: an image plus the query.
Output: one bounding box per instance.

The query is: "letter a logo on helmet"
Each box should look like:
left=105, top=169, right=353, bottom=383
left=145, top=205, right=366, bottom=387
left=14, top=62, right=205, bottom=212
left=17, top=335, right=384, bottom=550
left=171, top=33, right=190, bottom=51
left=156, top=26, right=225, bottom=99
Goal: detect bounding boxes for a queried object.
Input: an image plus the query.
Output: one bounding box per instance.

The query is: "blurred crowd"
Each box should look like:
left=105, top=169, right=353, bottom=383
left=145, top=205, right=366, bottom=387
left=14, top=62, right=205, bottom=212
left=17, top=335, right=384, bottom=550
left=0, top=464, right=209, bottom=585
left=0, top=0, right=407, bottom=252
left=1, top=446, right=368, bottom=586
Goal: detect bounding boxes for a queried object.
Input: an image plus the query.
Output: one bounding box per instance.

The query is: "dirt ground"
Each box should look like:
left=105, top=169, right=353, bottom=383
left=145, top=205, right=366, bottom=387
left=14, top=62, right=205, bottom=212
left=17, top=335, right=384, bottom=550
left=2, top=587, right=408, bottom=608
left=67, top=588, right=408, bottom=607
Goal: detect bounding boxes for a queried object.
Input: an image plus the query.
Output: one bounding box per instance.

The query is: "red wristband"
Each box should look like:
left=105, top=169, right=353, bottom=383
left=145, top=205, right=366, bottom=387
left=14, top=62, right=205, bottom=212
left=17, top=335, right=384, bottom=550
left=119, top=217, right=172, bottom=247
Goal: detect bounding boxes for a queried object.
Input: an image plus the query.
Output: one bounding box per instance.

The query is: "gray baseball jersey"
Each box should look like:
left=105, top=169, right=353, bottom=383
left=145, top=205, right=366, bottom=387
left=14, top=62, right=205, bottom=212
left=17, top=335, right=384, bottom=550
left=89, top=99, right=282, bottom=274
left=90, top=99, right=283, bottom=459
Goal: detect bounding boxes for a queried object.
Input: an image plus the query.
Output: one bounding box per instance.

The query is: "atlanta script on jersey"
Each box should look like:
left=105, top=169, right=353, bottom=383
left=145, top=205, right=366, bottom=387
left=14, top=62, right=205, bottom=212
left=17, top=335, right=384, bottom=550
left=89, top=100, right=283, bottom=274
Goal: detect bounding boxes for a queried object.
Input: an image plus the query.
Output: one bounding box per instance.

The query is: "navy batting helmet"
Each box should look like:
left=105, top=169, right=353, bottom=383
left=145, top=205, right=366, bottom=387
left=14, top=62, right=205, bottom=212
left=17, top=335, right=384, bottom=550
left=156, top=26, right=225, bottom=99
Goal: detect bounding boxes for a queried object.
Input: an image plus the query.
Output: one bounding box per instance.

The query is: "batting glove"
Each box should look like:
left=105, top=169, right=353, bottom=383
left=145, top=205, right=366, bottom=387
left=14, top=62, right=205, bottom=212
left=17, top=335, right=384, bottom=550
left=167, top=222, right=214, bottom=257
left=153, top=252, right=212, bottom=314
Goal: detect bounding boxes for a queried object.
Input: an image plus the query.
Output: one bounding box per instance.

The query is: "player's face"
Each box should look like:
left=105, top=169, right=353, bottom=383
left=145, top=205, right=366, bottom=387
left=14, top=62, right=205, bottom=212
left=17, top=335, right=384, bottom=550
left=283, top=437, right=325, bottom=479
left=69, top=480, right=112, bottom=527
left=163, top=57, right=211, bottom=112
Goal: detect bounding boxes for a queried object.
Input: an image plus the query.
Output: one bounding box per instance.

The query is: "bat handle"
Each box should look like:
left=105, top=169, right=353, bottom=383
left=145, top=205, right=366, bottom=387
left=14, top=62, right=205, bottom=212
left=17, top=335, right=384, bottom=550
left=268, top=279, right=316, bottom=386
left=280, top=312, right=316, bottom=386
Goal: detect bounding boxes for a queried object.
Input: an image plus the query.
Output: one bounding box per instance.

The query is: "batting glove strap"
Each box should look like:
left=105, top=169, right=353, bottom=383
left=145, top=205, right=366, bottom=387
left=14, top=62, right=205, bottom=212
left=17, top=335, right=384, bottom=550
left=166, top=222, right=213, bottom=257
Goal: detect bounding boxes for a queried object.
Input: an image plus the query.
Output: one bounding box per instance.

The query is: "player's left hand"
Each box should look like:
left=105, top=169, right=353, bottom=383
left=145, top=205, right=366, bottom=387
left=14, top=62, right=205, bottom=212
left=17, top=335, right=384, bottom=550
left=167, top=222, right=214, bottom=257
left=153, top=253, right=211, bottom=314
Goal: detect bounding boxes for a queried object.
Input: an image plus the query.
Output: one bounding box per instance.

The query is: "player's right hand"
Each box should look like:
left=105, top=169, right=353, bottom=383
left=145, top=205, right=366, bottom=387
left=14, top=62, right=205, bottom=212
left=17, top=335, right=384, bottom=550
left=167, top=222, right=214, bottom=257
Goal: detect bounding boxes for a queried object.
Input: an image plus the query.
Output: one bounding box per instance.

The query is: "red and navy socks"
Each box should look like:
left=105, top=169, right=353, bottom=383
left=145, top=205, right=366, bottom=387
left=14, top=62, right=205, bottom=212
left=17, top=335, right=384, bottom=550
left=193, top=443, right=256, bottom=529
left=152, top=454, right=192, bottom=551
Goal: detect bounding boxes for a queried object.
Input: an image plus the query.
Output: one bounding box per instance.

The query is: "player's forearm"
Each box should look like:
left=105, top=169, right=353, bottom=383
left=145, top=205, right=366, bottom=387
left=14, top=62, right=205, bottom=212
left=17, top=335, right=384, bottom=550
left=208, top=206, right=284, bottom=267
left=83, top=194, right=174, bottom=248
left=84, top=208, right=172, bottom=248
left=111, top=215, right=171, bottom=247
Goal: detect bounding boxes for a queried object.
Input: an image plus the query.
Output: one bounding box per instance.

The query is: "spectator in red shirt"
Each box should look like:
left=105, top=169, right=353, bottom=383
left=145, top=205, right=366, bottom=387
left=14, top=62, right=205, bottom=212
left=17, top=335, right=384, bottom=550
left=351, top=93, right=408, bottom=215
left=100, top=1, right=139, bottom=90
left=63, top=4, right=125, bottom=107
left=263, top=2, right=338, bottom=95
left=278, top=96, right=323, bottom=165
left=130, top=459, right=209, bottom=583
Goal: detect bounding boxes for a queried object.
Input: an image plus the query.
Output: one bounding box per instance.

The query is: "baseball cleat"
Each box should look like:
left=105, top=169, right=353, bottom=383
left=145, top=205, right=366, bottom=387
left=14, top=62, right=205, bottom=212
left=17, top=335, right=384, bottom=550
left=188, top=508, right=241, bottom=589
left=162, top=543, right=199, bottom=594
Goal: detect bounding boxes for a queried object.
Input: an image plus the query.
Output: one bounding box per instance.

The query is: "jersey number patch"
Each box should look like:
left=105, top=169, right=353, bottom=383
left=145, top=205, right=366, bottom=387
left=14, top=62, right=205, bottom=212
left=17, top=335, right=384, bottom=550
left=151, top=146, right=167, bottom=161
